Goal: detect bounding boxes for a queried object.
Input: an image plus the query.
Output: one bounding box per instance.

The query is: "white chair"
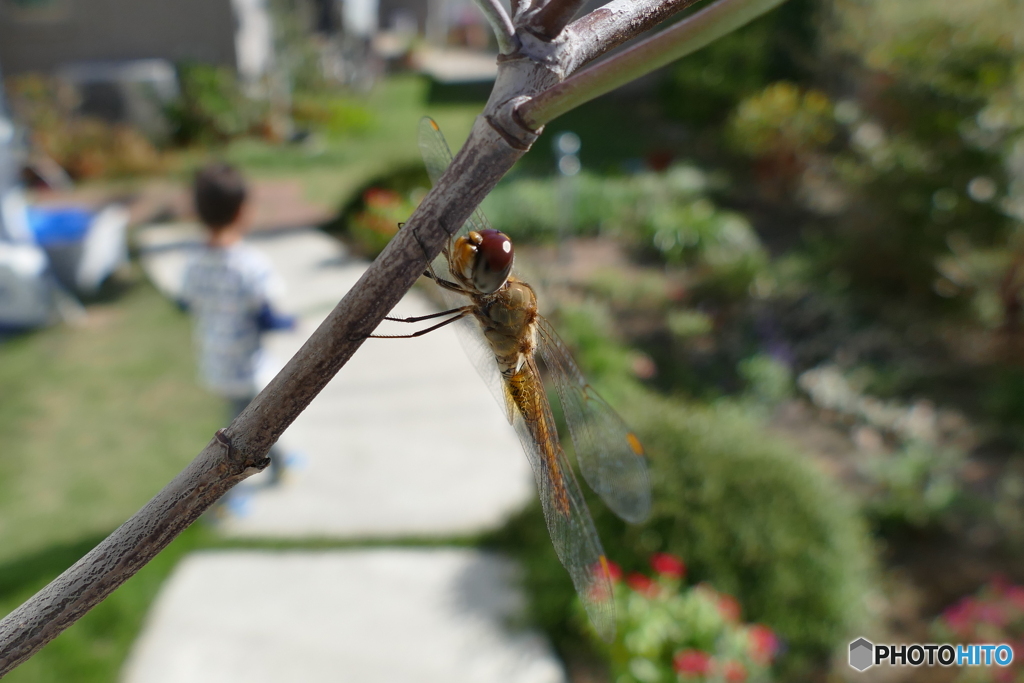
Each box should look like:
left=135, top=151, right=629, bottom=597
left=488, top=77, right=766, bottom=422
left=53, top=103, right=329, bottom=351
left=0, top=240, right=52, bottom=329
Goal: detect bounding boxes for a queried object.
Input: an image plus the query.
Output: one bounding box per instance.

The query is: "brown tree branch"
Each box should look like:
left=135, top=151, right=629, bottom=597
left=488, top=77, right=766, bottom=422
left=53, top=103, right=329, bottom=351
left=562, top=0, right=702, bottom=73
left=510, top=0, right=529, bottom=23
left=522, top=0, right=590, bottom=41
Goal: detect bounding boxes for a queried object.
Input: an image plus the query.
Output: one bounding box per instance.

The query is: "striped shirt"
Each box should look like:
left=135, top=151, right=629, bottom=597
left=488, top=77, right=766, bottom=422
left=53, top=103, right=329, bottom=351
left=181, top=243, right=282, bottom=398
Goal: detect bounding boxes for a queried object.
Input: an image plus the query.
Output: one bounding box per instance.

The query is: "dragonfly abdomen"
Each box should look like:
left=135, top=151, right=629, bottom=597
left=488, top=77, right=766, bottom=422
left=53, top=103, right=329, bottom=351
left=506, top=364, right=573, bottom=518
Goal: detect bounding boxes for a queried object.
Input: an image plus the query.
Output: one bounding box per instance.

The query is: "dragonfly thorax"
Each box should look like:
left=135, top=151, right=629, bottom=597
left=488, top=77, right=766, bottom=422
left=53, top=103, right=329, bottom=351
left=475, top=278, right=539, bottom=376
left=452, top=229, right=514, bottom=294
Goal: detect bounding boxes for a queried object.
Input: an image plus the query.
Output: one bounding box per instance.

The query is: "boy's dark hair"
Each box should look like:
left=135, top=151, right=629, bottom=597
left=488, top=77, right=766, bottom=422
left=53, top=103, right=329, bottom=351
left=194, top=162, right=247, bottom=230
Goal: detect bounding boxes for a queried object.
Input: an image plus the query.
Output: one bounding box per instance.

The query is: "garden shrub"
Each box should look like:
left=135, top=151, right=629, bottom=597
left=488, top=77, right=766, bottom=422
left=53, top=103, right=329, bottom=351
left=658, top=0, right=816, bottom=127
left=332, top=164, right=428, bottom=255
left=727, top=82, right=834, bottom=159
left=620, top=396, right=871, bottom=673
left=737, top=353, right=794, bottom=406
left=6, top=74, right=164, bottom=180
left=164, top=63, right=269, bottom=145
left=860, top=440, right=962, bottom=528
left=346, top=187, right=414, bottom=257
left=483, top=166, right=764, bottom=296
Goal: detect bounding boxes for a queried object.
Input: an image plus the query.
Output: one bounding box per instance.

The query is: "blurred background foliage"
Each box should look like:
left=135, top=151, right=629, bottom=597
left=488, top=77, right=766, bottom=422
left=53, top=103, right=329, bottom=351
left=474, top=0, right=1024, bottom=679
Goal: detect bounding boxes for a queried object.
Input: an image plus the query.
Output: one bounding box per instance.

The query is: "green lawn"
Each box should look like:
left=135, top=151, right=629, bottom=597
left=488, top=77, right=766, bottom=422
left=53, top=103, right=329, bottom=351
left=0, top=277, right=223, bottom=567
left=0, top=275, right=222, bottom=682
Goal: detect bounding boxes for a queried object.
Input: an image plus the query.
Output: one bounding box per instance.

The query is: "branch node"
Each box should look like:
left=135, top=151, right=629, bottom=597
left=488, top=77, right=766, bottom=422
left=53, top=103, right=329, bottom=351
left=515, top=25, right=567, bottom=67
left=215, top=428, right=233, bottom=456
left=487, top=96, right=544, bottom=148
left=217, top=427, right=269, bottom=474
left=521, top=0, right=589, bottom=41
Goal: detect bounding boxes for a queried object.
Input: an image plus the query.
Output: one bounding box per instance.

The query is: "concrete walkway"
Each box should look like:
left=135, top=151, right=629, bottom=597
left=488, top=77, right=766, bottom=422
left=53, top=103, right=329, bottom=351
left=122, top=550, right=563, bottom=683
left=129, top=225, right=563, bottom=682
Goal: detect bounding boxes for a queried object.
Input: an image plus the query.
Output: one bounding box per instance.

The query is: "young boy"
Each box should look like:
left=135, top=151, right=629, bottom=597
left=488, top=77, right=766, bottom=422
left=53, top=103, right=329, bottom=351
left=181, top=162, right=294, bottom=484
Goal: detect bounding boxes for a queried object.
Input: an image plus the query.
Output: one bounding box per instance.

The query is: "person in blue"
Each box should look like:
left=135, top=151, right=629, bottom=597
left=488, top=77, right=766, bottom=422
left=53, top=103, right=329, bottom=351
left=180, top=162, right=295, bottom=485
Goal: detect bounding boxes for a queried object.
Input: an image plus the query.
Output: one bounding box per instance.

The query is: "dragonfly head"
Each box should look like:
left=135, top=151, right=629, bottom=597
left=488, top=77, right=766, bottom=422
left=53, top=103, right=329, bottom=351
left=454, top=229, right=514, bottom=294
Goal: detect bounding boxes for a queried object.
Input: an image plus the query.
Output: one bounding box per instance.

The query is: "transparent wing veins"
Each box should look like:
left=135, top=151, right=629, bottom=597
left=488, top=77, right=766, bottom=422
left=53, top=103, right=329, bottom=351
left=418, top=116, right=511, bottom=418
left=417, top=117, right=494, bottom=240
left=536, top=317, right=653, bottom=524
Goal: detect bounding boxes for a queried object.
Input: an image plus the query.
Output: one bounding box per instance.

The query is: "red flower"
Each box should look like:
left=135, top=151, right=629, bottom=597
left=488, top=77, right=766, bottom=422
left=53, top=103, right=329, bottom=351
left=673, top=650, right=711, bottom=675
left=723, top=660, right=747, bottom=682
left=718, top=593, right=741, bottom=622
left=363, top=187, right=401, bottom=208
left=748, top=624, right=778, bottom=663
left=977, top=603, right=1008, bottom=627
left=942, top=599, right=975, bottom=635
left=627, top=572, right=658, bottom=597
left=651, top=552, right=686, bottom=579
left=1005, top=586, right=1024, bottom=611
left=604, top=560, right=623, bottom=582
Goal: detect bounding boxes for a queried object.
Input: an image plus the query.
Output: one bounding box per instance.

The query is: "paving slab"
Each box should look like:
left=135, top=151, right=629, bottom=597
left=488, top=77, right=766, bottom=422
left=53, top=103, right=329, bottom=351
left=135, top=224, right=533, bottom=538
left=121, top=549, right=566, bottom=683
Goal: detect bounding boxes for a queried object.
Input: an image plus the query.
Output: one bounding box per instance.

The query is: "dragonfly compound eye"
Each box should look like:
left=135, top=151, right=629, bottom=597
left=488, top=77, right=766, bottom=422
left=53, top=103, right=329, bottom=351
left=472, top=229, right=514, bottom=293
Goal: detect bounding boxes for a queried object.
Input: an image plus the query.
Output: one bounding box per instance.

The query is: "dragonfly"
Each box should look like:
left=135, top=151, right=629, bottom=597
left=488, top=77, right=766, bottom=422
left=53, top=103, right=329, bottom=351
left=376, top=117, right=652, bottom=641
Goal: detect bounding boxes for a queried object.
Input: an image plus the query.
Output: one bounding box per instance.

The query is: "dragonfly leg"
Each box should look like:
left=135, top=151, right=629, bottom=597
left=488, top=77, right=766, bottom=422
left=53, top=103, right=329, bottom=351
left=434, top=276, right=468, bottom=294
left=407, top=221, right=436, bottom=262
left=419, top=258, right=470, bottom=295
left=385, top=307, right=467, bottom=323
left=369, top=310, right=469, bottom=339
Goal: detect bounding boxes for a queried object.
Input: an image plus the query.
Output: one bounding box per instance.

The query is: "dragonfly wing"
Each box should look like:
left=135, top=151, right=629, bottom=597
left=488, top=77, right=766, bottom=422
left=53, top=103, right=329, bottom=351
left=536, top=317, right=652, bottom=524
left=449, top=292, right=515, bottom=422
left=417, top=117, right=495, bottom=246
left=418, top=116, right=455, bottom=189
left=508, top=359, right=616, bottom=642
left=419, top=116, right=511, bottom=419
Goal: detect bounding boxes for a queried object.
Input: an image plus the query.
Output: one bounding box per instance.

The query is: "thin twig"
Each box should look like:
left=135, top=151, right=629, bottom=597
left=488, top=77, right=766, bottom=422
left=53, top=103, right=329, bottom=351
left=510, top=0, right=528, bottom=22
left=474, top=0, right=517, bottom=53
left=522, top=0, right=789, bottom=128
left=562, top=0, right=702, bottom=74
left=523, top=0, right=590, bottom=40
